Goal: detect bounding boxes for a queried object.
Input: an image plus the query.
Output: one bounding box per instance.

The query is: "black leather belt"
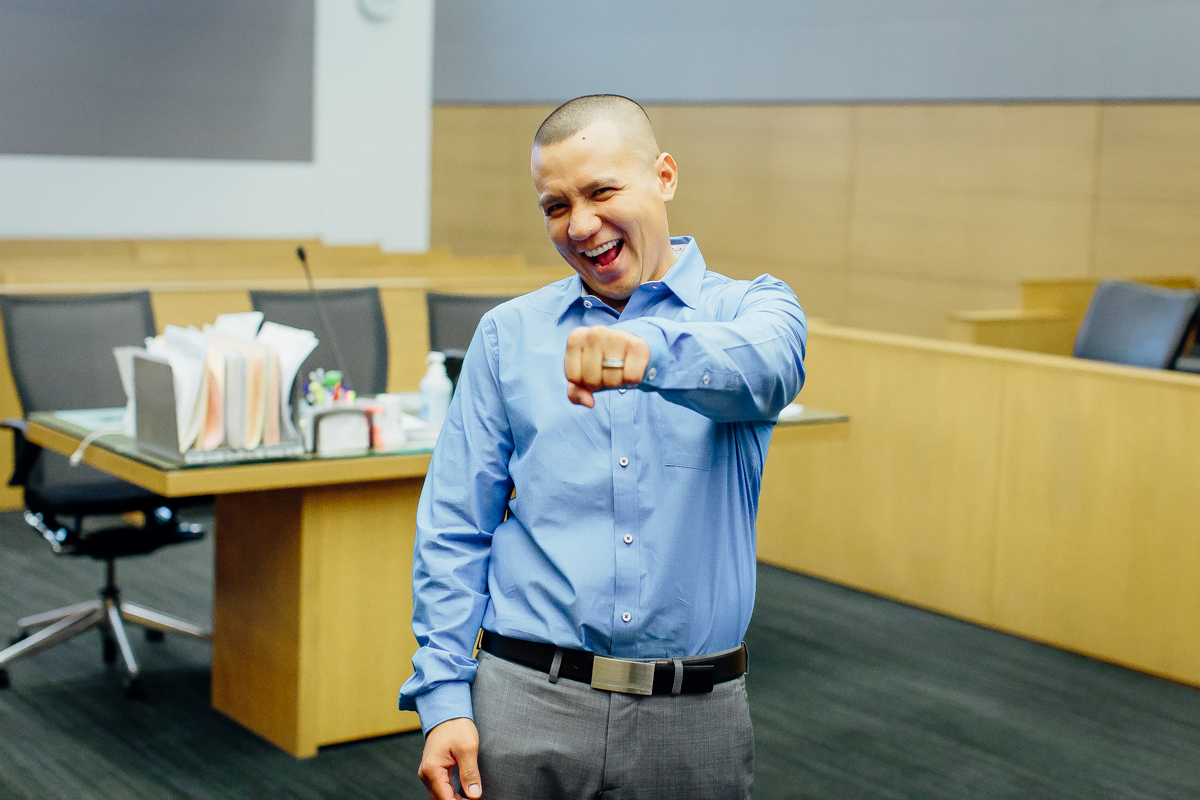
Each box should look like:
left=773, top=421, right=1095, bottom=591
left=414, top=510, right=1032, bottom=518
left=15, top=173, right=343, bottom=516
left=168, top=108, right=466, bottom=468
left=479, top=630, right=746, bottom=696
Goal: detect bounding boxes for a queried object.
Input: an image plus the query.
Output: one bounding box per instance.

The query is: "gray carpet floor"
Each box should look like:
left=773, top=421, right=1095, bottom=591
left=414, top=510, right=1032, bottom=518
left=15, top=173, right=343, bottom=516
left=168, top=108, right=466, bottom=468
left=2, top=508, right=1199, bottom=799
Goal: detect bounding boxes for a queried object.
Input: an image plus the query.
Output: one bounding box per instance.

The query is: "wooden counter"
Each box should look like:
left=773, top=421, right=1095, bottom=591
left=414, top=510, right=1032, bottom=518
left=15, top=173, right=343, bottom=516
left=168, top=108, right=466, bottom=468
left=759, top=321, right=1200, bottom=688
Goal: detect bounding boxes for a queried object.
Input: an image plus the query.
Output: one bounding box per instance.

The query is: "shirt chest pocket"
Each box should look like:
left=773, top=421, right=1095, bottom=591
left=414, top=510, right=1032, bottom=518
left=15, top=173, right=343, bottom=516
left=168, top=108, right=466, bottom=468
left=649, top=400, right=715, bottom=470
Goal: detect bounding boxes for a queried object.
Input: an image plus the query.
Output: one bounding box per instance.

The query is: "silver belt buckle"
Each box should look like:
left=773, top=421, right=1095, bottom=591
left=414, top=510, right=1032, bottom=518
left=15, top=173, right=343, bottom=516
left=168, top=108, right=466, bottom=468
left=590, top=655, right=655, bottom=695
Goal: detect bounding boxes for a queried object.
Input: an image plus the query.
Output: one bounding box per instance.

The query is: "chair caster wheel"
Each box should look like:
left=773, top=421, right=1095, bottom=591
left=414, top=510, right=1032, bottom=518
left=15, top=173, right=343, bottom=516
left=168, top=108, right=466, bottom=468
left=145, top=628, right=164, bottom=643
left=8, top=631, right=27, bottom=646
left=102, top=636, right=117, bottom=664
left=0, top=668, right=9, bottom=689
left=123, top=676, right=145, bottom=699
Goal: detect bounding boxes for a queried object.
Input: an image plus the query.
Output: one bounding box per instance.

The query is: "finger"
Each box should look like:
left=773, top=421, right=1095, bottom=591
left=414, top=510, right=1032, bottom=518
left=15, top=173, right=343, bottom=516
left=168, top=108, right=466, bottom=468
left=580, top=329, right=604, bottom=388
left=455, top=744, right=483, bottom=800
left=599, top=336, right=627, bottom=388
left=564, top=329, right=585, bottom=385
left=419, top=764, right=458, bottom=800
left=567, top=381, right=595, bottom=408
left=622, top=340, right=650, bottom=387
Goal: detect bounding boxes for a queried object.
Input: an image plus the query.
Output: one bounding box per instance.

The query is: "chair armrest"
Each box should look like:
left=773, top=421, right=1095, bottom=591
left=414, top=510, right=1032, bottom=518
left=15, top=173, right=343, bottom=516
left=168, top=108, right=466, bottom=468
left=0, top=417, right=38, bottom=488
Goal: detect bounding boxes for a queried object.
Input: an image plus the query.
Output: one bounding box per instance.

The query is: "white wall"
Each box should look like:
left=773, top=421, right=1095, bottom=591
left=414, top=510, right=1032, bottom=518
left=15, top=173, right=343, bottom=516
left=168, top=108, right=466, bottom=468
left=0, top=0, right=434, bottom=252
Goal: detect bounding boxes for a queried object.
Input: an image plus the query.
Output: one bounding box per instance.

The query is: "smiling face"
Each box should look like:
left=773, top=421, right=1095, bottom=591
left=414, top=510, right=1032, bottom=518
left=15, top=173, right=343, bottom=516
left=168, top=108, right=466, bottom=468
left=532, top=120, right=678, bottom=311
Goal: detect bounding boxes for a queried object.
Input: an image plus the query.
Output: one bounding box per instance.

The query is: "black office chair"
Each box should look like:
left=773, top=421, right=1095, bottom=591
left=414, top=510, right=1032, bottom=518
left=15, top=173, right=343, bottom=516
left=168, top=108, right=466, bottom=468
left=426, top=293, right=515, bottom=386
left=0, top=292, right=210, bottom=697
left=251, top=287, right=389, bottom=395
left=1073, top=280, right=1200, bottom=370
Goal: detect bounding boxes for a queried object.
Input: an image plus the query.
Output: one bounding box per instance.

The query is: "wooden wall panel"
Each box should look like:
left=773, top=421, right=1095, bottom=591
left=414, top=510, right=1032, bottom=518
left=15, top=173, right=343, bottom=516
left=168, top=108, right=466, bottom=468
left=430, top=102, right=1200, bottom=340
left=650, top=105, right=854, bottom=282
left=843, top=272, right=1017, bottom=337
left=1091, top=200, right=1200, bottom=277
left=1086, top=104, right=1200, bottom=279
left=1094, top=104, right=1200, bottom=204
left=149, top=291, right=253, bottom=334
left=849, top=190, right=1094, bottom=283
left=853, top=104, right=1098, bottom=197
left=429, top=105, right=559, bottom=266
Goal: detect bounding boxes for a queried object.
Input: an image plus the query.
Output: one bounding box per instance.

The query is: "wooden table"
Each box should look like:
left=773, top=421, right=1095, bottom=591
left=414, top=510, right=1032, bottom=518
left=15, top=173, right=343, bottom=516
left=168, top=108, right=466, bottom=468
left=28, top=413, right=431, bottom=757
left=27, top=404, right=847, bottom=757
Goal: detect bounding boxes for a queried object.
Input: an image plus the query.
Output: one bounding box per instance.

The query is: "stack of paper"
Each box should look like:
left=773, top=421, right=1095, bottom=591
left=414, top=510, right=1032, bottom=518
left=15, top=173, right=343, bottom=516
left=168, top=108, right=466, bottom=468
left=113, top=312, right=318, bottom=456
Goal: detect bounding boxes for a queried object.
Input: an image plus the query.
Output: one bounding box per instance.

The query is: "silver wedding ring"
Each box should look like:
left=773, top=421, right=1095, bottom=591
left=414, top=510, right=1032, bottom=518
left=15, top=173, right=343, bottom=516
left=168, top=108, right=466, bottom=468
left=601, top=357, right=625, bottom=369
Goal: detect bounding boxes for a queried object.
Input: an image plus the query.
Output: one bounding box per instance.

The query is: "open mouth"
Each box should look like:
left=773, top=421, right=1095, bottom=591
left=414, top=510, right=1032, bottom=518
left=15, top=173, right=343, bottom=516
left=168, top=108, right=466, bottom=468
left=583, top=239, right=623, bottom=268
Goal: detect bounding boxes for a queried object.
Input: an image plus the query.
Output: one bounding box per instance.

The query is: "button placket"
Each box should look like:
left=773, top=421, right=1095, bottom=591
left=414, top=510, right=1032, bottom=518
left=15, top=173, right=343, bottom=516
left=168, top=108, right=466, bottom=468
left=610, top=382, right=640, bottom=651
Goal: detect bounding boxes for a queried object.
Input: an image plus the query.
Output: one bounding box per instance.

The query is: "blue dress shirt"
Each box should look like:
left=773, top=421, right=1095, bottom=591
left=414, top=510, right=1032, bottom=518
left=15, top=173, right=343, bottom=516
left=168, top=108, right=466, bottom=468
left=399, top=237, right=807, bottom=733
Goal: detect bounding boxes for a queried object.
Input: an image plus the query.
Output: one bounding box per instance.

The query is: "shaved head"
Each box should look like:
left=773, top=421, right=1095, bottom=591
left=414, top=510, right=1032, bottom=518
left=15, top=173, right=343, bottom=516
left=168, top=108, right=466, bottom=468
left=530, top=94, right=679, bottom=312
left=534, top=94, right=660, bottom=165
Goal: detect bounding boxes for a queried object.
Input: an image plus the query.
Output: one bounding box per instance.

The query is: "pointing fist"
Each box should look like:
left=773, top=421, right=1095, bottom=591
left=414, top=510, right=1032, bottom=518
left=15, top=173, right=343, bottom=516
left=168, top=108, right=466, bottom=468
left=564, top=326, right=651, bottom=408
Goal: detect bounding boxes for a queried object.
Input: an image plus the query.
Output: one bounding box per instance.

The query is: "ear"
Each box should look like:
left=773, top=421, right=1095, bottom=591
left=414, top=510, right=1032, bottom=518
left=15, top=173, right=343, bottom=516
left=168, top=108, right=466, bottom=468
left=656, top=152, right=678, bottom=203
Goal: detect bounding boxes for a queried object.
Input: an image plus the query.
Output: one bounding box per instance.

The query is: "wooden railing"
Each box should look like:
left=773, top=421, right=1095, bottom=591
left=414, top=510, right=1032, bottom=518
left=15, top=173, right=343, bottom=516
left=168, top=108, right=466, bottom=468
left=760, top=320, right=1200, bottom=688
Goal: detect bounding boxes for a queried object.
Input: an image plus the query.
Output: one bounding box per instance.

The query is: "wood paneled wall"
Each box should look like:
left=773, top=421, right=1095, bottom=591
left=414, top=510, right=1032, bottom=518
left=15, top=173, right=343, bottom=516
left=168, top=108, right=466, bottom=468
left=432, top=103, right=1200, bottom=338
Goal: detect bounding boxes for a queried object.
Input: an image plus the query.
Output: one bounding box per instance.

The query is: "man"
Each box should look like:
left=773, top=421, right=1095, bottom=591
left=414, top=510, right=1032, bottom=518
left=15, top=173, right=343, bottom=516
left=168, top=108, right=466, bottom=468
left=401, top=95, right=807, bottom=799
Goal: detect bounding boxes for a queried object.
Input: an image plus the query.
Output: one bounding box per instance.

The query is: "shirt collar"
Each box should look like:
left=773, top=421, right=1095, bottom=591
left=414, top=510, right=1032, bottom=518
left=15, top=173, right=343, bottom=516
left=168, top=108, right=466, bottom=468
left=659, top=236, right=704, bottom=309
left=553, top=236, right=705, bottom=320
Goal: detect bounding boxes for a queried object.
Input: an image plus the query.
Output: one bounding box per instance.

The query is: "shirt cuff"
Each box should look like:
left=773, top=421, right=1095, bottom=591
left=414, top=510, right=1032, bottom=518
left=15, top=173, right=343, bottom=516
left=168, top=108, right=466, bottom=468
left=612, top=319, right=668, bottom=387
left=413, top=681, right=475, bottom=736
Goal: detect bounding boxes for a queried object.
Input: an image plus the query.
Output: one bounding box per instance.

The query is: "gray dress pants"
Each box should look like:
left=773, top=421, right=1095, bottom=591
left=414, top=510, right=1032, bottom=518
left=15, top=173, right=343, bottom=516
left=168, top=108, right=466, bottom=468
left=469, top=650, right=754, bottom=800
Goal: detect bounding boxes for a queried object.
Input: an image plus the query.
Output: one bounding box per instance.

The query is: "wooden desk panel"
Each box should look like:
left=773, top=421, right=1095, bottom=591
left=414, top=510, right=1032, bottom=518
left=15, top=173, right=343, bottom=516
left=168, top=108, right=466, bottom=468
left=212, top=480, right=423, bottom=756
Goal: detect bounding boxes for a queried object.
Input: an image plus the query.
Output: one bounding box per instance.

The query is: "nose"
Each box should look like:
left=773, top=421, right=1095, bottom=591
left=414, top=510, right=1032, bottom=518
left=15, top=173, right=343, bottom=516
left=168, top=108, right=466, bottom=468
left=567, top=206, right=601, bottom=242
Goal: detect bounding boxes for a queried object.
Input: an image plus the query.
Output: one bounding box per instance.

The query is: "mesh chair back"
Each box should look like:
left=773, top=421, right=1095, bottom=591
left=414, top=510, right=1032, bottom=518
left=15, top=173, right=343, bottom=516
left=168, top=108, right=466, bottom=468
left=250, top=287, right=388, bottom=395
left=426, top=293, right=516, bottom=357
left=1073, top=280, right=1200, bottom=369
left=0, top=292, right=157, bottom=497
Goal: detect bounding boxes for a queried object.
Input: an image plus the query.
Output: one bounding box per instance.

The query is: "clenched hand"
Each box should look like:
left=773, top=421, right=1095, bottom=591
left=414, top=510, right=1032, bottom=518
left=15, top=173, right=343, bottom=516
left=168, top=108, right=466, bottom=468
left=564, top=326, right=651, bottom=408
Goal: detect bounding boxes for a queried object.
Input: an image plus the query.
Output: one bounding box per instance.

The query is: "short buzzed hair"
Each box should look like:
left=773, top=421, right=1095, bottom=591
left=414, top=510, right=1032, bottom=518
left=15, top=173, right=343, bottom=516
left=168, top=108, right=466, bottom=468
left=534, top=94, right=661, bottom=163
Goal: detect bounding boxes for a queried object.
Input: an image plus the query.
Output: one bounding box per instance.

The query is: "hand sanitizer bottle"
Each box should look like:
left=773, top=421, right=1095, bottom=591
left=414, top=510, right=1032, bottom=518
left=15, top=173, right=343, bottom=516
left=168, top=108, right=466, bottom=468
left=419, top=351, right=453, bottom=428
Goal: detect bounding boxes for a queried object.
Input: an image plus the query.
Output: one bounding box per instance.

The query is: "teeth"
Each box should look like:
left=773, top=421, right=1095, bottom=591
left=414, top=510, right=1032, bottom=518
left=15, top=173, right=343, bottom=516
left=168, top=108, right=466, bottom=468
left=584, top=240, right=620, bottom=258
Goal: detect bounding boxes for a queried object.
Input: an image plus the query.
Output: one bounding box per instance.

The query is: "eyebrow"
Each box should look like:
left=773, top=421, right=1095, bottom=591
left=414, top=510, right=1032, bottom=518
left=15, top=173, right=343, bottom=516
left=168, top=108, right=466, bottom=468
left=538, top=176, right=624, bottom=207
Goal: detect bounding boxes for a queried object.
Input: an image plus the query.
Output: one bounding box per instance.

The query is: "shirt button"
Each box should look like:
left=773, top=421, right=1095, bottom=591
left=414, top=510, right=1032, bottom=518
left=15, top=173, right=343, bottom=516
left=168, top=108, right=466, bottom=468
left=621, top=612, right=632, bottom=623
left=583, top=300, right=593, bottom=308
left=618, top=388, right=626, bottom=394
left=623, top=533, right=633, bottom=544
left=702, top=374, right=711, bottom=385
left=647, top=367, right=657, bottom=380
left=619, top=457, right=629, bottom=467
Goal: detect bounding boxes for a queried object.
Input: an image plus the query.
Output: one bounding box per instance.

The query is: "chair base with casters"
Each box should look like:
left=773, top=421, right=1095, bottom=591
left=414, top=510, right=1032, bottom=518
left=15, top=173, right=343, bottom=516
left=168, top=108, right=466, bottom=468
left=0, top=509, right=212, bottom=698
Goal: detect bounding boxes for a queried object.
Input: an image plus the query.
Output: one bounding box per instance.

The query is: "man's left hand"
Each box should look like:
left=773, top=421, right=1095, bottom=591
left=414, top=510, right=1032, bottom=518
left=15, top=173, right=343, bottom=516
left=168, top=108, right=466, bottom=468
left=564, top=326, right=651, bottom=408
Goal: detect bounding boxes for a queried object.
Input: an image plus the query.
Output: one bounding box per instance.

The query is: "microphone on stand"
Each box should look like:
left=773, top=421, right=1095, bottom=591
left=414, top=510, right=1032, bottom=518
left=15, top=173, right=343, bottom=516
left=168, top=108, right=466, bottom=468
left=296, top=246, right=352, bottom=390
